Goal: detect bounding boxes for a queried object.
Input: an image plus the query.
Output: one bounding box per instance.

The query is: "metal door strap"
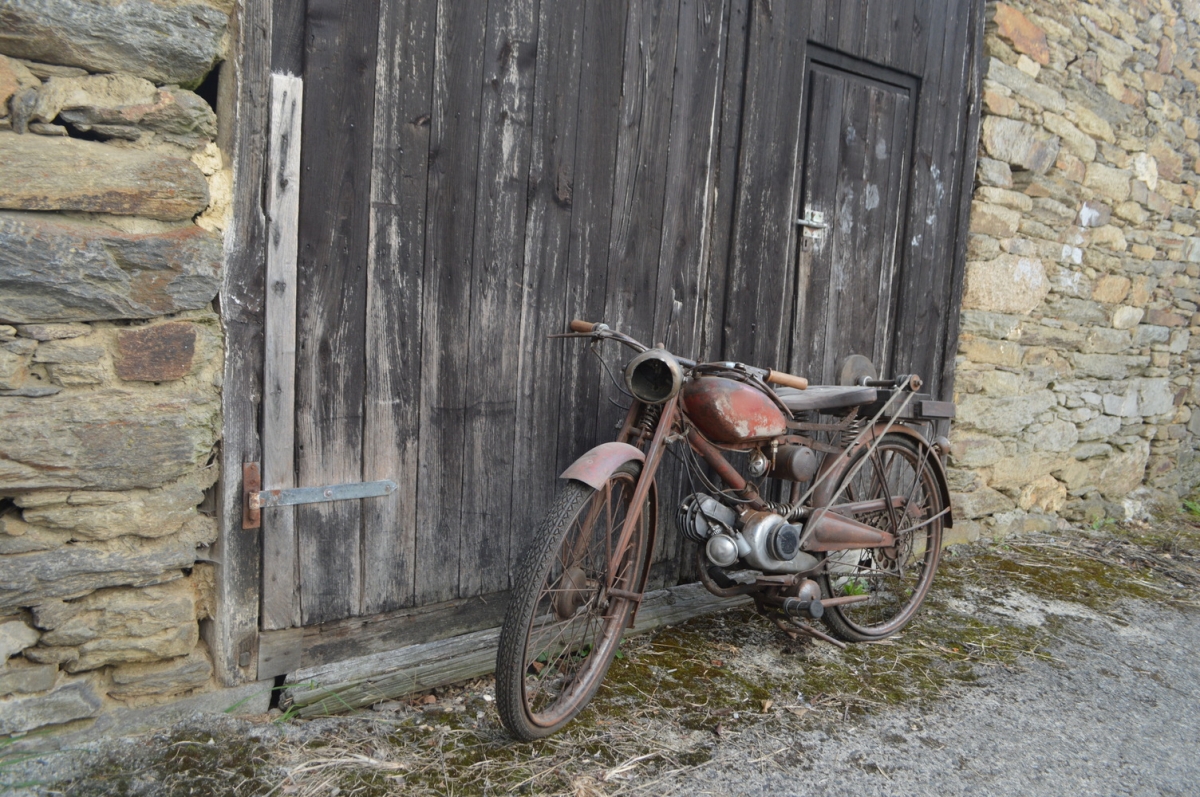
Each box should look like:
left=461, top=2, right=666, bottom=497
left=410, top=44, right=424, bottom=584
left=250, top=480, right=397, bottom=510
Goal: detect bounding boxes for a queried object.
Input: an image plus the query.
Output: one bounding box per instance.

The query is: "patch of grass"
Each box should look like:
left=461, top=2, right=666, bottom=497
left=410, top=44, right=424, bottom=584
left=30, top=509, right=1200, bottom=797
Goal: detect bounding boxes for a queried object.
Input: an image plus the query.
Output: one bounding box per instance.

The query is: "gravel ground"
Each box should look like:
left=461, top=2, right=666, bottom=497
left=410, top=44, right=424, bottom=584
left=664, top=599, right=1200, bottom=797
left=5, top=524, right=1199, bottom=796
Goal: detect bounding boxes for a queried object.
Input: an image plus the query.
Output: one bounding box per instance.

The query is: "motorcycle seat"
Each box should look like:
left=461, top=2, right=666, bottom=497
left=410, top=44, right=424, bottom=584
left=774, top=385, right=877, bottom=413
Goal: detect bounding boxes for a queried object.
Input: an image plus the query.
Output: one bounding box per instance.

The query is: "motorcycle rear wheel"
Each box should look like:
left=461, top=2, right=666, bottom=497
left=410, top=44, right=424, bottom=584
left=495, top=462, right=651, bottom=740
left=818, top=434, right=944, bottom=642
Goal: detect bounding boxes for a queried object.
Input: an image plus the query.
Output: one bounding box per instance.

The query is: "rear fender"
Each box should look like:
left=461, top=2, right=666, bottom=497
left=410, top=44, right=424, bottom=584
left=813, top=423, right=953, bottom=528
left=560, top=442, right=646, bottom=490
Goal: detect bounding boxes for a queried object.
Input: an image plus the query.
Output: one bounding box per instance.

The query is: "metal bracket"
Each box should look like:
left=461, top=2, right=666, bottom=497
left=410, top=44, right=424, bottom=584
left=242, top=462, right=262, bottom=530
left=249, top=479, right=398, bottom=510
left=796, top=208, right=827, bottom=239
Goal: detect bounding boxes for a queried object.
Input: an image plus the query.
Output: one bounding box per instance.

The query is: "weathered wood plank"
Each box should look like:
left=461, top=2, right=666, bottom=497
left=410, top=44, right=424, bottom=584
left=649, top=0, right=728, bottom=589
left=556, top=0, right=628, bottom=475
left=414, top=0, right=489, bottom=606
left=293, top=0, right=380, bottom=625
left=271, top=0, right=305, bottom=75
left=257, top=626, right=303, bottom=680
left=360, top=0, right=436, bottom=617
left=508, top=0, right=587, bottom=580
left=260, top=72, right=303, bottom=631
left=698, top=0, right=749, bottom=364
left=283, top=582, right=754, bottom=715
left=601, top=0, right=679, bottom=350
left=720, top=1, right=807, bottom=371
left=938, top=0, right=985, bottom=410
left=458, top=0, right=540, bottom=600
left=271, top=590, right=510, bottom=672
left=212, top=0, right=270, bottom=685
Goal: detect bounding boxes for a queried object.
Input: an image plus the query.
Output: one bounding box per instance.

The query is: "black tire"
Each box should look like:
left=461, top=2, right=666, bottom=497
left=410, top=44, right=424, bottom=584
left=818, top=434, right=944, bottom=642
left=495, top=462, right=651, bottom=740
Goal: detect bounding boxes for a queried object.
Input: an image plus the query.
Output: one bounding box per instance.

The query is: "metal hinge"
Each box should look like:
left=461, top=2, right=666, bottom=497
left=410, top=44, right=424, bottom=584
left=242, top=461, right=397, bottom=529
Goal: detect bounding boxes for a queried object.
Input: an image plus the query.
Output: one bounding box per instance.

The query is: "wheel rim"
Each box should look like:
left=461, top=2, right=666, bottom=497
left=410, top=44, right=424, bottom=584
left=519, top=470, right=646, bottom=728
left=824, top=438, right=943, bottom=636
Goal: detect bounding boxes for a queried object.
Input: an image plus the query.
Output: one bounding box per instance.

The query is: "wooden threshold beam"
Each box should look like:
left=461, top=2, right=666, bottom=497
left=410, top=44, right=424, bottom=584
left=281, top=582, right=753, bottom=717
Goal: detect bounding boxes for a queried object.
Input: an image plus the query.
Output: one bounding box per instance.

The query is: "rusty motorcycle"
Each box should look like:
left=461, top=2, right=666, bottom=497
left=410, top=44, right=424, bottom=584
left=495, top=319, right=955, bottom=740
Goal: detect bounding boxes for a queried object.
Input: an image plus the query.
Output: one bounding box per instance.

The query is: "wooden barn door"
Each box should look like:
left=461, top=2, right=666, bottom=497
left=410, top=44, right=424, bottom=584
left=790, top=52, right=917, bottom=384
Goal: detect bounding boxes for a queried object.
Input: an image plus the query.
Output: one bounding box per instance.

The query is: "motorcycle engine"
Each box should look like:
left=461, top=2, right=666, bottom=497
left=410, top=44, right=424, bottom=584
left=680, top=494, right=818, bottom=575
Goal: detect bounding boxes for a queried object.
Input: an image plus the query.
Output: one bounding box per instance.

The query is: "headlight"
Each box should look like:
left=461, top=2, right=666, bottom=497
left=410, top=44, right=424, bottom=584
left=624, top=348, right=683, bottom=404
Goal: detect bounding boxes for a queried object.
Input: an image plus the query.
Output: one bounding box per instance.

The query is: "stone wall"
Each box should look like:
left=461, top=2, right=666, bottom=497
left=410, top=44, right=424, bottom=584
left=0, top=0, right=235, bottom=739
left=950, top=0, right=1200, bottom=541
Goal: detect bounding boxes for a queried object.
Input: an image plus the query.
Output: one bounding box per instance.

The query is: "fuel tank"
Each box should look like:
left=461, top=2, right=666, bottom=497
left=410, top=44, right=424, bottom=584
left=681, top=376, right=788, bottom=444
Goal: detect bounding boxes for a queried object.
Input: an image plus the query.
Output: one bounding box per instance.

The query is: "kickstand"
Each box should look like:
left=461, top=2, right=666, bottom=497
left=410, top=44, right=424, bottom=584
left=774, top=616, right=847, bottom=650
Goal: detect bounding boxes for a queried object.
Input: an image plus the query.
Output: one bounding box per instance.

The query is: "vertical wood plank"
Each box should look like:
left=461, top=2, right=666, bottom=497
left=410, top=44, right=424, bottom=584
left=414, top=0, right=489, bottom=607
left=601, top=0, right=680, bottom=350
left=271, top=0, right=305, bottom=75
left=652, top=0, right=728, bottom=588
left=699, top=0, right=750, bottom=363
left=214, top=0, right=270, bottom=684
left=556, top=0, right=628, bottom=475
left=508, top=0, right=587, bottom=578
left=938, top=0, right=985, bottom=406
left=458, top=0, right=541, bottom=599
left=722, top=1, right=808, bottom=370
left=361, top=0, right=437, bottom=616
left=294, top=0, right=380, bottom=625
left=261, top=73, right=303, bottom=631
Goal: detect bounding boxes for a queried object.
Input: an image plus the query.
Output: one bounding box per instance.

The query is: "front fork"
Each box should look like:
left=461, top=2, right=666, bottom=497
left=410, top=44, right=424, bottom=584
left=606, top=396, right=678, bottom=622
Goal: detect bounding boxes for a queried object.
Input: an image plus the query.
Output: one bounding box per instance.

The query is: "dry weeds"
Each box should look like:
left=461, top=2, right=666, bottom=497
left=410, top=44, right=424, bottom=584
left=14, top=507, right=1200, bottom=797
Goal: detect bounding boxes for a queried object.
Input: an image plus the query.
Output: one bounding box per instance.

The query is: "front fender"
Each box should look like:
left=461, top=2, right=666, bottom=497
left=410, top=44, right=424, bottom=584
left=560, top=442, right=645, bottom=490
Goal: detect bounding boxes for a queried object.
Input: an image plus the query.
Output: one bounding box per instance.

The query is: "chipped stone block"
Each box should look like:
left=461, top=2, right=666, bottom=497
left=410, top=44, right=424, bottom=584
left=0, top=0, right=231, bottom=87
left=1076, top=200, right=1111, bottom=228
left=0, top=211, right=222, bottom=324
left=0, top=678, right=101, bottom=735
left=19, top=470, right=217, bottom=542
left=1078, top=414, right=1122, bottom=441
left=115, top=323, right=197, bottom=382
left=0, top=510, right=72, bottom=555
left=1018, top=475, right=1067, bottom=513
left=0, top=661, right=58, bottom=696
left=980, top=115, right=1060, bottom=173
left=110, top=643, right=212, bottom=698
left=1091, top=274, right=1132, bottom=304
left=957, top=391, right=1057, bottom=436
left=977, top=157, right=1014, bottom=188
left=952, top=487, right=1015, bottom=519
left=1110, top=305, right=1144, bottom=330
left=0, top=387, right=219, bottom=491
left=0, top=55, right=39, bottom=111
left=1032, top=419, right=1079, bottom=453
left=1138, top=378, right=1175, bottom=417
left=1042, top=112, right=1096, bottom=161
left=985, top=58, right=1065, bottom=113
left=949, top=432, right=1006, bottom=468
left=1092, top=441, right=1151, bottom=499
left=0, top=134, right=209, bottom=221
left=963, top=254, right=1049, bottom=315
left=993, top=3, right=1049, bottom=65
left=35, top=74, right=218, bottom=150
left=15, top=323, right=90, bottom=341
left=960, top=336, right=1023, bottom=367
left=0, top=620, right=40, bottom=664
left=0, top=536, right=195, bottom=610
left=1084, top=162, right=1132, bottom=203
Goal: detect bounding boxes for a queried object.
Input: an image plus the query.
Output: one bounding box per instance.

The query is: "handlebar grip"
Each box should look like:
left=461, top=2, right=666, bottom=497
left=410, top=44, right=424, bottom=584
left=767, top=370, right=808, bottom=390
left=569, top=319, right=597, bottom=333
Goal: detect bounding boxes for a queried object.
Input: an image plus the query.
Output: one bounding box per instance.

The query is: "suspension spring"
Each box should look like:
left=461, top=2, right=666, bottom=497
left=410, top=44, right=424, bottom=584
left=841, top=417, right=864, bottom=448
left=636, top=402, right=663, bottom=438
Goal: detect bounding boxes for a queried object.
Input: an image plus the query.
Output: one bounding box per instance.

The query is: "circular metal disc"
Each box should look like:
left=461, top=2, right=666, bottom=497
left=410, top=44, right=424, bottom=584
left=837, top=354, right=878, bottom=386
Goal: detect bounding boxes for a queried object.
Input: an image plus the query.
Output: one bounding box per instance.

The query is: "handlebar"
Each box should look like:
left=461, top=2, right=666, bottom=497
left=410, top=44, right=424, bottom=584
left=569, top=319, right=596, bottom=333
left=567, top=319, right=808, bottom=390
left=765, top=370, right=809, bottom=391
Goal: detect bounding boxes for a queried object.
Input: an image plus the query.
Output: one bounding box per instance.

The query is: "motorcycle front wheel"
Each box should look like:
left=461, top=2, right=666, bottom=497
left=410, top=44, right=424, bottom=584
left=495, top=462, right=651, bottom=740
left=818, top=433, right=945, bottom=642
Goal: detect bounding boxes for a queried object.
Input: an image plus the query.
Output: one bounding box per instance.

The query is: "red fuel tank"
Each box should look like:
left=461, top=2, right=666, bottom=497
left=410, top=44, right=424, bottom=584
left=681, top=376, right=789, bottom=444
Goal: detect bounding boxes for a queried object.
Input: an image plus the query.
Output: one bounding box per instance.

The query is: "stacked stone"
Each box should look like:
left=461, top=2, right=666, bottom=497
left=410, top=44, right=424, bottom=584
left=950, top=0, right=1200, bottom=542
left=0, top=1, right=232, bottom=738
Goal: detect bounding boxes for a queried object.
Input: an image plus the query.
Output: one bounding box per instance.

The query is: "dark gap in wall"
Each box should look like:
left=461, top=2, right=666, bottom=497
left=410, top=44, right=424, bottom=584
left=199, top=480, right=219, bottom=518
left=270, top=674, right=287, bottom=709
left=53, top=117, right=108, bottom=142
left=195, top=64, right=221, bottom=114
left=0, top=497, right=14, bottom=516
